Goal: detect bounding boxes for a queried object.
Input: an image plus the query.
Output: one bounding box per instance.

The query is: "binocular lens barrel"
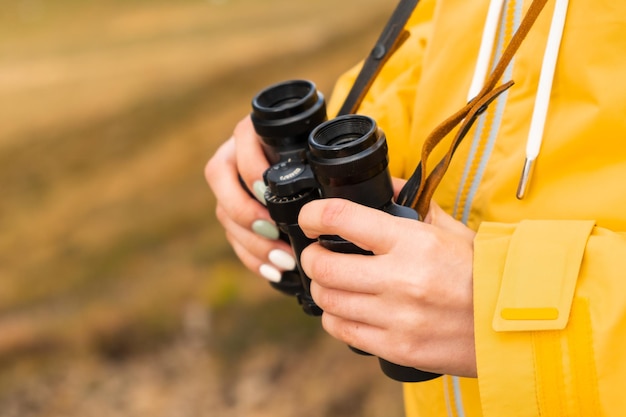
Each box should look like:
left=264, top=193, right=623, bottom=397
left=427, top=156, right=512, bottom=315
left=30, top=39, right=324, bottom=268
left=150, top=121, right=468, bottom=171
left=252, top=80, right=318, bottom=116
left=309, top=115, right=394, bottom=209
left=251, top=80, right=326, bottom=158
left=310, top=115, right=378, bottom=153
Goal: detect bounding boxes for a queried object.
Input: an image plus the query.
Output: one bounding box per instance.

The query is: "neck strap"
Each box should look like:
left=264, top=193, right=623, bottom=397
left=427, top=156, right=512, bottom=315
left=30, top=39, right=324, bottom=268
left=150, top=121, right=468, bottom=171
left=337, top=0, right=419, bottom=116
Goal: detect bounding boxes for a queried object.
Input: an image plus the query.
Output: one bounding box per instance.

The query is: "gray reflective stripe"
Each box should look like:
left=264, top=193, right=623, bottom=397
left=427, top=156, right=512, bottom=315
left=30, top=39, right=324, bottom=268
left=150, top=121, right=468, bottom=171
left=453, top=0, right=522, bottom=223
left=458, top=84, right=512, bottom=224
left=443, top=375, right=454, bottom=417
left=452, top=112, right=488, bottom=221
left=452, top=376, right=466, bottom=417
left=443, top=375, right=467, bottom=417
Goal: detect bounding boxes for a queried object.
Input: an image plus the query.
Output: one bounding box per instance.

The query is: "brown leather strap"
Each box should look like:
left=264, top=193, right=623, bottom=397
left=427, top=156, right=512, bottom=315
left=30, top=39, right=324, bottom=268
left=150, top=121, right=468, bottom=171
left=398, top=0, right=549, bottom=219
left=337, top=0, right=419, bottom=116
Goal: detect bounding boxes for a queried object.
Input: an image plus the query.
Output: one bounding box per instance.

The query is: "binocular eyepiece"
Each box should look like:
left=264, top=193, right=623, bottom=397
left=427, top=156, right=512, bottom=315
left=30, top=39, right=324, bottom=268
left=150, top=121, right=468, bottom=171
left=250, top=79, right=439, bottom=383
left=252, top=79, right=327, bottom=165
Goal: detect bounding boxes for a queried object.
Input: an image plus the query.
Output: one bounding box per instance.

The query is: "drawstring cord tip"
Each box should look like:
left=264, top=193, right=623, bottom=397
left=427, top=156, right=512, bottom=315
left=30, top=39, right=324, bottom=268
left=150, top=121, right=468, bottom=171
left=516, top=157, right=535, bottom=199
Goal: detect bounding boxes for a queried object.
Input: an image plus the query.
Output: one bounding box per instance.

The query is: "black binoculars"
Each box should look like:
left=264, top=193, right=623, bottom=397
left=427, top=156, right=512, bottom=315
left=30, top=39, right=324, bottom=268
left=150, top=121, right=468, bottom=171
left=250, top=79, right=439, bottom=383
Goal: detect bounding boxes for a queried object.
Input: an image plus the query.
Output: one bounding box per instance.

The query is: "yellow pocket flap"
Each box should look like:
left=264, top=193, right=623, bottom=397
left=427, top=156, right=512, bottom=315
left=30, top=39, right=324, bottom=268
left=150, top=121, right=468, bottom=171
left=493, top=220, right=595, bottom=332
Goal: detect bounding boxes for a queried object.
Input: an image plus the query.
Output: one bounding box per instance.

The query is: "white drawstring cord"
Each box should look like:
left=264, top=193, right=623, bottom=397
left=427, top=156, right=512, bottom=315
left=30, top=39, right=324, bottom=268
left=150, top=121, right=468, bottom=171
left=516, top=0, right=569, bottom=199
left=467, top=0, right=506, bottom=100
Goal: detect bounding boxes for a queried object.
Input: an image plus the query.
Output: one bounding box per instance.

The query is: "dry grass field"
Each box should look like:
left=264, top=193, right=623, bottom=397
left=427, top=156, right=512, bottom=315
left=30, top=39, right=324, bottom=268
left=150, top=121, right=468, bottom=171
left=0, top=0, right=406, bottom=416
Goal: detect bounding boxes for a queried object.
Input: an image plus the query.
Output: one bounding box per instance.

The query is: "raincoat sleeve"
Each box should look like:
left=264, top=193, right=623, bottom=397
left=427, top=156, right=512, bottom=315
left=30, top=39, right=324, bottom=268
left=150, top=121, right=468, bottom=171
left=474, top=220, right=626, bottom=416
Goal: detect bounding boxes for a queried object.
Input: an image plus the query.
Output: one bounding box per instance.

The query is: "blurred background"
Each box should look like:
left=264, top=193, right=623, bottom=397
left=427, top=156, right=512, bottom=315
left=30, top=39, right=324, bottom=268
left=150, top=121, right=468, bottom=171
left=0, top=0, right=406, bottom=416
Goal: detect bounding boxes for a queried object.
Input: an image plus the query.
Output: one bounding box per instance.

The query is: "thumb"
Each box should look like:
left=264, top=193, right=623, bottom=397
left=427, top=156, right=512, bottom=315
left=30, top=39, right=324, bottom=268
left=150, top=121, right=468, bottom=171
left=234, top=115, right=270, bottom=189
left=423, top=200, right=476, bottom=241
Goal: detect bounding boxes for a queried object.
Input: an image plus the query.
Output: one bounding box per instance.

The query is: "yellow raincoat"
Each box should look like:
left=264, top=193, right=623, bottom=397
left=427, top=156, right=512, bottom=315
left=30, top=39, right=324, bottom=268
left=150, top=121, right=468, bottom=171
left=328, top=0, right=626, bottom=415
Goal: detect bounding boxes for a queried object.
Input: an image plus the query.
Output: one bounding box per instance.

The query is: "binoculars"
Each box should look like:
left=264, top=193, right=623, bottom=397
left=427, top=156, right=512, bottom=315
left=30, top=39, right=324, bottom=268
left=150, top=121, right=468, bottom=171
left=250, top=79, right=439, bottom=383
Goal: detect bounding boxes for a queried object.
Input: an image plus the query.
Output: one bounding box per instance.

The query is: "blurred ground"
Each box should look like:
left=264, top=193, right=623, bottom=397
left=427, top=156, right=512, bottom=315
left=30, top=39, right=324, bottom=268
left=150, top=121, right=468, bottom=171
left=0, top=0, right=405, bottom=416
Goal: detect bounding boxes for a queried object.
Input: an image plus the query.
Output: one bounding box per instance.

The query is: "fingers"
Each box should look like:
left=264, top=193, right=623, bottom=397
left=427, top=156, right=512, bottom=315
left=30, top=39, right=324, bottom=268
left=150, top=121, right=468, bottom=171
left=423, top=200, right=476, bottom=242
left=217, top=204, right=289, bottom=260
left=206, top=137, right=271, bottom=229
left=310, top=280, right=386, bottom=325
left=227, top=231, right=290, bottom=283
left=233, top=116, right=270, bottom=191
left=319, top=312, right=384, bottom=355
left=319, top=311, right=430, bottom=371
left=206, top=115, right=297, bottom=281
left=299, top=198, right=417, bottom=255
left=320, top=310, right=446, bottom=373
left=301, top=242, right=383, bottom=294
left=392, top=176, right=407, bottom=200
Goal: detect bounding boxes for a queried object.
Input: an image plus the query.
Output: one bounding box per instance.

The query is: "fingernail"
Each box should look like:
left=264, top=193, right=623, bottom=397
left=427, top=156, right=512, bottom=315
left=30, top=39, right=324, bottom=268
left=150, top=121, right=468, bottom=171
left=252, top=220, right=280, bottom=240
left=269, top=249, right=296, bottom=270
left=253, top=180, right=267, bottom=205
left=259, top=264, right=282, bottom=283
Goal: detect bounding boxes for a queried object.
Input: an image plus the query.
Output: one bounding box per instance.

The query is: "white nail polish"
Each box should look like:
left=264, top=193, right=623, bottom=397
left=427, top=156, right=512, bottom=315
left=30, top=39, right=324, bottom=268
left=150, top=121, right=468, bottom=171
left=259, top=264, right=282, bottom=283
left=269, top=249, right=297, bottom=270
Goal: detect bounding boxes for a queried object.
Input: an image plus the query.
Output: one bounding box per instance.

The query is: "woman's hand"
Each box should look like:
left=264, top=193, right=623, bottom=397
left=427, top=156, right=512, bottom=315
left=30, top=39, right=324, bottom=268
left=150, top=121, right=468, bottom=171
left=205, top=116, right=296, bottom=282
left=299, top=197, right=477, bottom=377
